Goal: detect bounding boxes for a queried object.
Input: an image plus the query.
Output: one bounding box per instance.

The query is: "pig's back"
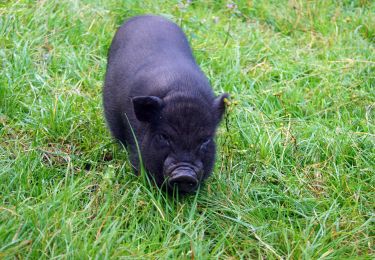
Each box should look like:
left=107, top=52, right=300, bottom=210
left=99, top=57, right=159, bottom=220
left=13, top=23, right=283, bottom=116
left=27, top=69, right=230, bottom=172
left=108, top=15, right=196, bottom=75
left=105, top=15, right=214, bottom=104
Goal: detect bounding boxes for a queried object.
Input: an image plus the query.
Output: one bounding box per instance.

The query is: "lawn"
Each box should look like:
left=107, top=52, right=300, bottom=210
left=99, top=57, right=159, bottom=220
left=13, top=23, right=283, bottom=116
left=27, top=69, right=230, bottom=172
left=0, top=0, right=374, bottom=258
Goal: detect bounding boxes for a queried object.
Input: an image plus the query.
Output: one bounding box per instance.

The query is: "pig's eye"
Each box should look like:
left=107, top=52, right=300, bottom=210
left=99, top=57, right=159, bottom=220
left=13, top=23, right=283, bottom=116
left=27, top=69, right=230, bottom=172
left=155, top=134, right=170, bottom=147
left=200, top=138, right=212, bottom=151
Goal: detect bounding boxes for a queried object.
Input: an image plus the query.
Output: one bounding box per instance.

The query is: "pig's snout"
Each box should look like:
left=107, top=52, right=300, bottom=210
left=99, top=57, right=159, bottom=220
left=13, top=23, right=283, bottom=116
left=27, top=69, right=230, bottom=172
left=167, top=165, right=199, bottom=193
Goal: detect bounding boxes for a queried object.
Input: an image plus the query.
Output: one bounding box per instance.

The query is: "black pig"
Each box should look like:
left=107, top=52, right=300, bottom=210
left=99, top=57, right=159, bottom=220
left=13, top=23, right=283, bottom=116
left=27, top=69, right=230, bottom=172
left=103, top=15, right=228, bottom=193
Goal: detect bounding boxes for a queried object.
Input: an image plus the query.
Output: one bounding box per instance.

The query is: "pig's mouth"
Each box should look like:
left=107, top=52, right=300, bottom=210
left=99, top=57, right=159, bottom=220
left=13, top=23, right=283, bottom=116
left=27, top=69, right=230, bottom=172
left=165, top=163, right=200, bottom=193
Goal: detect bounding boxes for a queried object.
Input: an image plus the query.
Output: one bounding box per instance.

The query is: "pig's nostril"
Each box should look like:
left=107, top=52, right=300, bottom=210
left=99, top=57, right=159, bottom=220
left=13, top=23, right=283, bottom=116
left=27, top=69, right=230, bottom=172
left=168, top=171, right=198, bottom=192
left=170, top=177, right=197, bottom=187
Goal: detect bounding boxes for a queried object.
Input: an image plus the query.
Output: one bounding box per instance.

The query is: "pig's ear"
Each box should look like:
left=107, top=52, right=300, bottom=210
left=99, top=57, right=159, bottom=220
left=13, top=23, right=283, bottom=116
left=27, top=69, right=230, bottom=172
left=132, top=96, right=164, bottom=122
left=213, top=93, right=229, bottom=123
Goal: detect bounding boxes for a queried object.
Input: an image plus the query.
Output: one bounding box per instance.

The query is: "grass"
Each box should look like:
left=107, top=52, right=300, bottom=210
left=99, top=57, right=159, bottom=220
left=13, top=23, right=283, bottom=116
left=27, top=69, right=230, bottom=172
left=0, top=0, right=374, bottom=258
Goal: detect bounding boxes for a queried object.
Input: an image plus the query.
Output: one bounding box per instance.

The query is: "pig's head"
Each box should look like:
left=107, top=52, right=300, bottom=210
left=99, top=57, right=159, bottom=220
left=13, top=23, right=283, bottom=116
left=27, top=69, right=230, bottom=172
left=132, top=93, right=228, bottom=193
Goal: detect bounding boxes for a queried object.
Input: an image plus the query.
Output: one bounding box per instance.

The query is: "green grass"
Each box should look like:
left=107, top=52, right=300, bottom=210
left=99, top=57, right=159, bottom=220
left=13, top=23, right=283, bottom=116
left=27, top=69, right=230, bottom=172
left=1, top=0, right=374, bottom=258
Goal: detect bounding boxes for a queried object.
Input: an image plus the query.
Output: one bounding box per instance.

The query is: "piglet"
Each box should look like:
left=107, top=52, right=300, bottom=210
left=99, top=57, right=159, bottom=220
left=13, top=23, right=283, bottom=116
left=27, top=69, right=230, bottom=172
left=103, top=15, right=228, bottom=193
